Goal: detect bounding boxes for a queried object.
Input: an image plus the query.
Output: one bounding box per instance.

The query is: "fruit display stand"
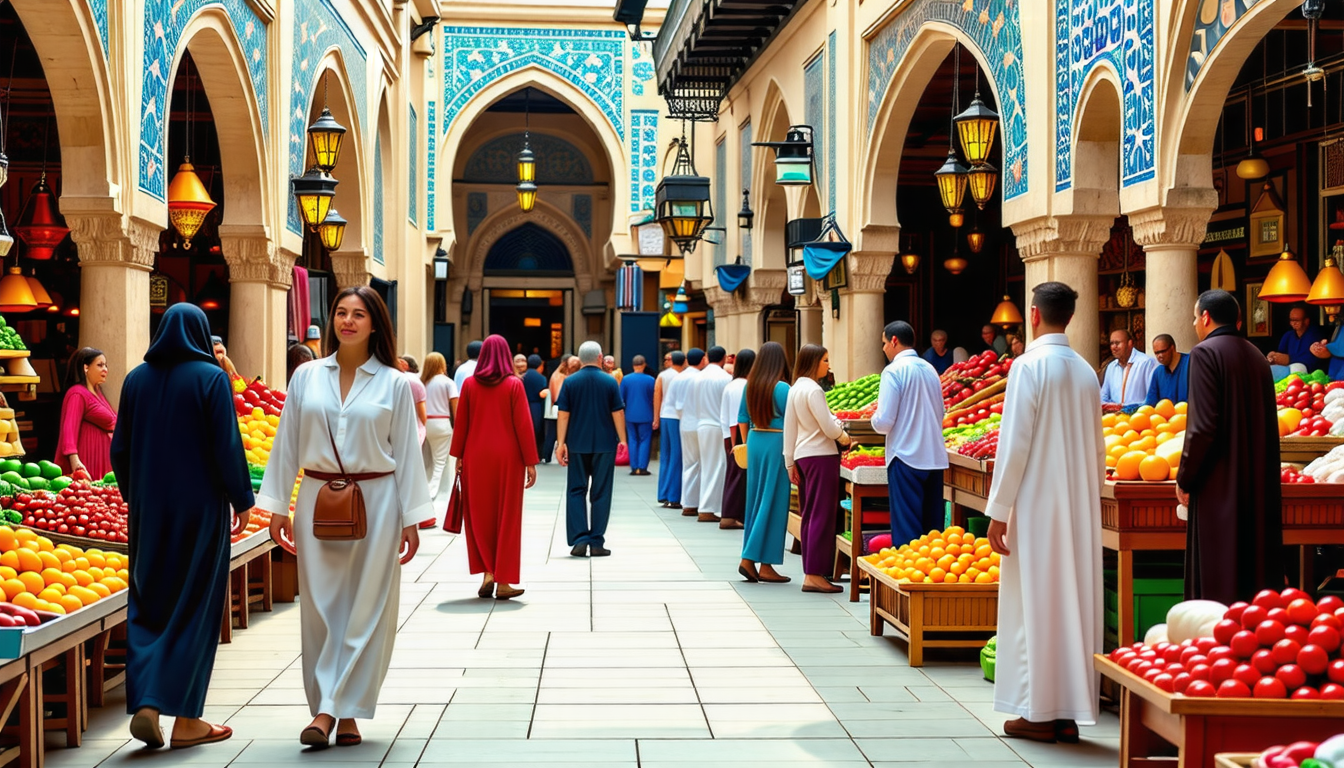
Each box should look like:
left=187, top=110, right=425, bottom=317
left=943, top=451, right=995, bottom=527
left=1212, top=756, right=1256, bottom=768
left=857, top=557, right=998, bottom=666
left=1282, top=436, right=1344, bottom=463
left=222, top=531, right=276, bottom=643
left=1096, top=654, right=1344, bottom=768
left=835, top=464, right=890, bottom=602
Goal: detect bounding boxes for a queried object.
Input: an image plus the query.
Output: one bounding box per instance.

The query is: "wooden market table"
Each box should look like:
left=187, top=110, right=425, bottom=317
left=221, top=532, right=277, bottom=643
left=858, top=557, right=997, bottom=666
left=834, top=465, right=889, bottom=602
left=943, top=452, right=994, bottom=526
left=1097, top=653, right=1344, bottom=768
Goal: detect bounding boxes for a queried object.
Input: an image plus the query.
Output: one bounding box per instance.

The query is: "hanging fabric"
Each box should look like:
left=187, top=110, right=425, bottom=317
left=289, top=265, right=310, bottom=340
left=616, top=264, right=643, bottom=310
left=715, top=262, right=751, bottom=293
left=801, top=214, right=851, bottom=280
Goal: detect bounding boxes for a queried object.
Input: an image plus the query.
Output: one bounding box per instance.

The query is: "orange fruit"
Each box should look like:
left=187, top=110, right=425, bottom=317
left=1149, top=414, right=1167, bottom=429
left=0, top=528, right=16, bottom=553
left=950, top=561, right=967, bottom=575
left=936, top=554, right=955, bottom=570
left=39, top=601, right=64, bottom=615
left=1115, top=450, right=1148, bottom=481
left=958, top=573, right=972, bottom=583
left=1139, top=455, right=1171, bottom=482
left=57, top=572, right=76, bottom=589
left=36, top=551, right=60, bottom=570
left=1133, top=436, right=1158, bottom=453
left=1168, top=414, right=1187, bottom=432
left=967, top=567, right=982, bottom=580
left=1174, top=402, right=1187, bottom=415
left=88, top=566, right=105, bottom=581
left=907, top=571, right=926, bottom=583
left=1129, top=413, right=1151, bottom=431
left=0, top=566, right=14, bottom=581
left=61, top=559, right=78, bottom=574
left=74, top=557, right=89, bottom=571
left=1169, top=465, right=1178, bottom=481
left=975, top=544, right=992, bottom=559
left=1155, top=399, right=1177, bottom=420
left=84, top=551, right=106, bottom=569
left=929, top=547, right=946, bottom=561
left=37, top=587, right=63, bottom=603
left=1108, top=443, right=1129, bottom=460
left=19, top=541, right=38, bottom=553
left=0, top=551, right=16, bottom=570
left=1101, top=413, right=1118, bottom=428
left=40, top=567, right=64, bottom=587
left=87, top=582, right=110, bottom=599
left=929, top=567, right=947, bottom=582
left=10, top=591, right=36, bottom=610
left=0, top=578, right=25, bottom=600
left=117, top=569, right=128, bottom=581
left=988, top=565, right=1000, bottom=579
left=16, top=571, right=43, bottom=594
left=1121, top=429, right=1140, bottom=444
left=58, top=595, right=83, bottom=614
left=72, top=570, right=93, bottom=587
left=52, top=549, right=72, bottom=564
left=975, top=572, right=993, bottom=584
left=68, top=586, right=99, bottom=606
left=35, top=537, right=53, bottom=553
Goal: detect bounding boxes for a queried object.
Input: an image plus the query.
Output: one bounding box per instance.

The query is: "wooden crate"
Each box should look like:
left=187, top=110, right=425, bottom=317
left=1281, top=436, right=1344, bottom=463
left=1213, top=756, right=1256, bottom=768
left=944, top=452, right=994, bottom=497
left=1282, top=482, right=1344, bottom=529
left=1101, top=480, right=1184, bottom=533
left=14, top=525, right=128, bottom=554
left=858, top=558, right=997, bottom=666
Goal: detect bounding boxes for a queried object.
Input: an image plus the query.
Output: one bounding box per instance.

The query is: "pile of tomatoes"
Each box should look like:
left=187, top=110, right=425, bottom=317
left=1, top=479, right=128, bottom=543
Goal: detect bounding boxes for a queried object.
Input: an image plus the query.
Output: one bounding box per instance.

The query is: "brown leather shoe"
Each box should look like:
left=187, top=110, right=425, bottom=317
left=495, top=585, right=525, bottom=600
left=1004, top=717, right=1057, bottom=743
left=697, top=512, right=721, bottom=523
left=682, top=506, right=698, bottom=517
left=719, top=519, right=744, bottom=530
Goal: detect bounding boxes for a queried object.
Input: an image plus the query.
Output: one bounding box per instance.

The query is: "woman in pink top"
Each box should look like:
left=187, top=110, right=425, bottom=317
left=57, top=347, right=117, bottom=480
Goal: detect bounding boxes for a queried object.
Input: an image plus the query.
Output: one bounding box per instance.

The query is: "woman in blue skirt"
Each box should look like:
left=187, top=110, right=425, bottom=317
left=737, top=342, right=792, bottom=583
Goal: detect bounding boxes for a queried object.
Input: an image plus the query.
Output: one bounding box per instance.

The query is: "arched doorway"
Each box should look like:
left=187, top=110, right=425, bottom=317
left=483, top=224, right=574, bottom=358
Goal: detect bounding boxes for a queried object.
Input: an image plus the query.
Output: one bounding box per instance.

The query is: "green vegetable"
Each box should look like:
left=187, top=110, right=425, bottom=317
left=102, top=471, right=116, bottom=485
left=1, top=471, right=23, bottom=487
left=8, top=477, right=29, bottom=490
left=0, top=460, right=20, bottom=475
left=25, top=477, right=47, bottom=491
left=48, top=477, right=71, bottom=492
left=2, top=510, right=19, bottom=525
left=36, top=461, right=60, bottom=480
left=19, top=463, right=40, bottom=479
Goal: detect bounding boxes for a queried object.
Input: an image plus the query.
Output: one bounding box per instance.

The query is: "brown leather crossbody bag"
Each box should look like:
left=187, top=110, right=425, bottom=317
left=304, top=421, right=390, bottom=541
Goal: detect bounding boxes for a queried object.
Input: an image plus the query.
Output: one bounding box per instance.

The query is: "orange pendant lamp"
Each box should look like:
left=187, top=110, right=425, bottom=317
left=25, top=270, right=52, bottom=310
left=991, top=295, right=1024, bottom=327
left=1259, top=249, right=1313, bottom=303
left=167, top=158, right=216, bottom=248
left=0, top=266, right=37, bottom=313
left=1307, top=249, right=1344, bottom=308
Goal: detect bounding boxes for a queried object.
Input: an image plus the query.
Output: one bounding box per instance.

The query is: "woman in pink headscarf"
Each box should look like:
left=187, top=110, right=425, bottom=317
left=448, top=335, right=540, bottom=599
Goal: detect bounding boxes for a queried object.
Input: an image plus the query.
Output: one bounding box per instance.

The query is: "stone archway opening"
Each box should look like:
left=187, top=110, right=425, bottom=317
left=483, top=224, right=574, bottom=358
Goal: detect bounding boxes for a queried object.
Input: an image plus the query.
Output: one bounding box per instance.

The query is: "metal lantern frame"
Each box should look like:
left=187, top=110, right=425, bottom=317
left=753, top=125, right=815, bottom=187
left=317, top=208, right=348, bottom=251
left=517, top=88, right=538, bottom=213
left=954, top=88, right=1000, bottom=168
left=737, top=189, right=754, bottom=230
left=655, top=132, right=713, bottom=255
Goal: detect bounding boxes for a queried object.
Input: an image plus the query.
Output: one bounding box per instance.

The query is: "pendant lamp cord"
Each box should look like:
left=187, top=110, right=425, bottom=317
left=949, top=45, right=961, bottom=152
left=1, top=40, right=15, bottom=155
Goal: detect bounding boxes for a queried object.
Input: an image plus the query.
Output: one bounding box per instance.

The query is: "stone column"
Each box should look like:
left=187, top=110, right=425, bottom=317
left=67, top=211, right=159, bottom=404
left=1013, top=216, right=1114, bottom=368
left=734, top=269, right=786, bottom=352
left=835, top=252, right=894, bottom=381
left=269, top=248, right=298, bottom=384
left=1129, top=198, right=1215, bottom=353
left=220, top=226, right=276, bottom=382
left=704, top=285, right=736, bottom=352
left=798, top=288, right=823, bottom=349
left=330, top=249, right=372, bottom=289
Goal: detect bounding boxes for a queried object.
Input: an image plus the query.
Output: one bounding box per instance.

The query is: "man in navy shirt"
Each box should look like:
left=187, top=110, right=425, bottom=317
left=1144, top=334, right=1190, bottom=406
left=921, top=330, right=953, bottom=375
left=557, top=341, right=627, bottom=557
left=521, top=355, right=549, bottom=460
left=619, top=355, right=656, bottom=476
left=1269, top=306, right=1328, bottom=373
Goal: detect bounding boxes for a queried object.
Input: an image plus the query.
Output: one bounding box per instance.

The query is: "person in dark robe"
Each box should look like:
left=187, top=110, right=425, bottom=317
left=521, top=354, right=549, bottom=460
left=1176, top=290, right=1284, bottom=604
left=112, top=304, right=255, bottom=749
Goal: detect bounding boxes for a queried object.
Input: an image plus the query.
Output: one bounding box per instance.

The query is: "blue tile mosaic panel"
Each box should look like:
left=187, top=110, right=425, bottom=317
left=90, top=0, right=109, bottom=54
left=867, top=0, right=1027, bottom=200
left=827, top=32, right=837, bottom=215
left=1185, top=0, right=1261, bottom=90
left=427, top=100, right=437, bottom=231
left=409, top=104, right=418, bottom=226
left=441, top=27, right=626, bottom=142
left=139, top=0, right=269, bottom=200
left=740, top=121, right=752, bottom=265
left=374, top=135, right=384, bottom=264
left=630, top=110, right=659, bottom=212
left=804, top=54, right=823, bottom=210
left=1054, top=0, right=1155, bottom=191
left=713, top=138, right=726, bottom=267
left=573, top=194, right=592, bottom=237
left=632, top=41, right=655, bottom=97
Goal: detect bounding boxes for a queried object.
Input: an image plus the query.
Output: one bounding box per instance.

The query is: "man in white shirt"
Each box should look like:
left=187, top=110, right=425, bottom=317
left=688, top=347, right=733, bottom=523
left=453, top=340, right=482, bottom=391
left=1099, top=330, right=1156, bottom=408
left=669, top=349, right=706, bottom=517
left=654, top=351, right=686, bottom=508
left=871, top=320, right=948, bottom=547
left=984, top=281, right=1103, bottom=743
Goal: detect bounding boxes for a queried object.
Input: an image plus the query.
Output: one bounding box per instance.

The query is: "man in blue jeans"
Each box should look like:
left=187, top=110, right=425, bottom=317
left=557, top=341, right=627, bottom=557
left=619, top=355, right=656, bottom=476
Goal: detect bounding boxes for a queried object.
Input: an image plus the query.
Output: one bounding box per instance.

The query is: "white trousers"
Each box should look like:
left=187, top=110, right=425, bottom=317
left=424, top=419, right=455, bottom=503
left=696, top=426, right=726, bottom=515
left=680, top=425, right=701, bottom=508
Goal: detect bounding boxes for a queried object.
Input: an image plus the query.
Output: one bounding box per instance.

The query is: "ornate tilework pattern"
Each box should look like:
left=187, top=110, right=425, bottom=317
left=630, top=110, right=659, bottom=212
left=467, top=192, right=488, bottom=235
left=441, top=27, right=626, bottom=142
left=409, top=105, right=418, bottom=225
left=427, top=100, right=437, bottom=230
left=632, top=41, right=656, bottom=97
left=286, top=0, right=369, bottom=234
left=1054, top=0, right=1155, bottom=191
left=374, top=136, right=384, bottom=265
left=867, top=0, right=1028, bottom=200
left=740, top=121, right=752, bottom=265
left=827, top=32, right=837, bottom=214
left=713, top=138, right=726, bottom=267
left=463, top=133, right=594, bottom=184
left=1185, top=0, right=1260, bottom=90
left=138, top=0, right=269, bottom=200
left=804, top=54, right=823, bottom=210
left=90, top=0, right=109, bottom=54
left=573, top=194, right=593, bottom=237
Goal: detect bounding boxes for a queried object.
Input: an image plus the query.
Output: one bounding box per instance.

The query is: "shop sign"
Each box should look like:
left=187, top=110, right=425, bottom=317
left=787, top=265, right=806, bottom=296
left=149, top=274, right=168, bottom=308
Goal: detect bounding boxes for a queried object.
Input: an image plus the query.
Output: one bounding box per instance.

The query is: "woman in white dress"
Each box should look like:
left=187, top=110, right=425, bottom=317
left=261, top=286, right=433, bottom=748
left=420, top=352, right=459, bottom=502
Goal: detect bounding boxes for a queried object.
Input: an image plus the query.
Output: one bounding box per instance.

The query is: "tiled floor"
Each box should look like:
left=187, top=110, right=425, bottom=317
left=52, top=463, right=1120, bottom=767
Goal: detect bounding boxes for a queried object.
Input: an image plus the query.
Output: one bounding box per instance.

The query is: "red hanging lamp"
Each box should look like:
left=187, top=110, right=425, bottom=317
left=14, top=173, right=68, bottom=260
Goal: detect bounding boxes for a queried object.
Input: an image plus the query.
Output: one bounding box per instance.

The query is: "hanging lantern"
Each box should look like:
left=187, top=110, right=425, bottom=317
left=517, top=141, right=536, bottom=185
left=166, top=160, right=217, bottom=249
left=291, top=167, right=339, bottom=230
left=990, top=295, right=1024, bottom=327
left=954, top=91, right=1000, bottom=167
left=1238, top=128, right=1270, bottom=180
left=1259, top=249, right=1313, bottom=303
left=25, top=271, right=51, bottom=310
left=899, top=252, right=920, bottom=274
left=0, top=210, right=13, bottom=259
left=948, top=211, right=965, bottom=228
left=737, top=189, right=754, bottom=230
left=317, top=207, right=348, bottom=251
left=943, top=256, right=968, bottom=275
left=934, top=149, right=969, bottom=215
left=516, top=180, right=538, bottom=213
left=655, top=136, right=712, bottom=254
left=966, top=162, right=998, bottom=209
left=1307, top=253, right=1344, bottom=306
left=0, top=266, right=36, bottom=312
left=671, top=283, right=690, bottom=314
left=966, top=227, right=986, bottom=254
left=753, top=126, right=815, bottom=186
left=14, top=174, right=69, bottom=260
left=0, top=151, right=8, bottom=190
left=307, top=107, right=347, bottom=173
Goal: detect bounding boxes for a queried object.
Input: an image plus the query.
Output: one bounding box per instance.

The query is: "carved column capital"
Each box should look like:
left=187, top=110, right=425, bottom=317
left=219, top=225, right=277, bottom=283
left=703, top=285, right=737, bottom=317
left=1012, top=215, right=1112, bottom=262
left=330, top=250, right=371, bottom=288
left=1128, top=202, right=1216, bottom=249
left=843, top=251, right=894, bottom=294
left=67, top=213, right=161, bottom=270
left=743, top=269, right=788, bottom=311
left=270, top=248, right=299, bottom=288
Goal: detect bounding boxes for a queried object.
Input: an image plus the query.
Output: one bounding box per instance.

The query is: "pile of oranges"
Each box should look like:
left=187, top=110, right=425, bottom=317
left=1104, top=399, right=1187, bottom=482
left=0, top=526, right=127, bottom=615
left=240, top=409, right=279, bottom=466
left=861, top=526, right=1001, bottom=584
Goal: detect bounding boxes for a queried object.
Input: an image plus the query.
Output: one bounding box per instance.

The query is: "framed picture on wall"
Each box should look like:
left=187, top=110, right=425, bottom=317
left=1248, top=179, right=1287, bottom=261
left=1246, top=280, right=1271, bottom=338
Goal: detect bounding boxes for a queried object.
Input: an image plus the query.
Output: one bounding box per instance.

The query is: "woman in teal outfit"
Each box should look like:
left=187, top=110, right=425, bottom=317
left=737, top=342, right=792, bottom=583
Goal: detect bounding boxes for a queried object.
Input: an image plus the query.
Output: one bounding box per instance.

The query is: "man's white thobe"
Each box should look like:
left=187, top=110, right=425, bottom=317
left=690, top=363, right=732, bottom=514
left=671, top=366, right=703, bottom=508
left=984, top=334, right=1104, bottom=724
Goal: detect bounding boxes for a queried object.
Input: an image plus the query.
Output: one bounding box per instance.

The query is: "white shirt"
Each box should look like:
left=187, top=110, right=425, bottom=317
left=657, top=367, right=681, bottom=419
left=1100, top=348, right=1157, bottom=407
left=783, top=376, right=846, bottom=468
left=688, top=364, right=732, bottom=431
left=425, top=374, right=459, bottom=417
left=666, top=365, right=701, bottom=422
left=720, top=378, right=748, bottom=439
left=870, top=349, right=948, bottom=471
left=453, top=359, right=478, bottom=392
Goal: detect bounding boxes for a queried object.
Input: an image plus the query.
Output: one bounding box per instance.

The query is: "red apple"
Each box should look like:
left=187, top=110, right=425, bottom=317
left=1287, top=598, right=1320, bottom=627
left=1253, top=676, right=1288, bottom=699
left=1276, top=664, right=1308, bottom=691
left=1213, top=619, right=1242, bottom=646
left=1309, top=625, right=1341, bottom=653
left=1253, top=589, right=1284, bottom=609
left=1231, top=631, right=1261, bottom=659
left=1241, top=604, right=1269, bottom=630
left=1292, top=686, right=1321, bottom=700
left=1209, top=658, right=1237, bottom=684
left=1251, top=649, right=1278, bottom=675
left=1225, top=601, right=1250, bottom=623
left=1184, top=679, right=1216, bottom=697
left=1254, top=620, right=1286, bottom=647
left=1217, top=679, right=1252, bottom=698
left=1317, top=596, right=1344, bottom=614
left=1271, top=638, right=1303, bottom=666
left=1172, top=672, right=1193, bottom=693
left=1313, top=613, right=1343, bottom=631
left=1323, top=683, right=1344, bottom=700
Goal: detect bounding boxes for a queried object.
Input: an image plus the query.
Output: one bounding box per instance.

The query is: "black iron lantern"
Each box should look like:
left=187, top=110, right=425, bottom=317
left=753, top=125, right=814, bottom=186
left=655, top=136, right=712, bottom=254
left=292, top=167, right=339, bottom=230
left=737, top=189, right=754, bottom=230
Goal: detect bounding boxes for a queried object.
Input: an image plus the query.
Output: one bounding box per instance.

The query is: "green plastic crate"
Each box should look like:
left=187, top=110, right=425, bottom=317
left=1103, top=575, right=1184, bottom=641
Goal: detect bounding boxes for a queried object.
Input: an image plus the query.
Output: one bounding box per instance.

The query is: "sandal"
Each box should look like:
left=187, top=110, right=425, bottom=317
left=1054, top=719, right=1080, bottom=744
left=335, top=732, right=362, bottom=747
left=170, top=724, right=232, bottom=749
left=802, top=582, right=843, bottom=593
left=129, top=709, right=164, bottom=749
left=759, top=573, right=792, bottom=584
left=300, top=724, right=331, bottom=749
left=738, top=565, right=759, bottom=583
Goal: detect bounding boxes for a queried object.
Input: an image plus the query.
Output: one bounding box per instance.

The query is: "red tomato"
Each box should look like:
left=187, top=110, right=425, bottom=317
left=1213, top=619, right=1241, bottom=646
left=1253, top=676, right=1288, bottom=699
left=1179, top=646, right=1205, bottom=666
left=1286, top=598, right=1320, bottom=627
left=1143, top=668, right=1166, bottom=685
left=1271, top=639, right=1303, bottom=666
left=1195, top=637, right=1220, bottom=654
left=1313, top=613, right=1343, bottom=631
left=1318, top=596, right=1344, bottom=614
left=1250, top=649, right=1278, bottom=675
left=1230, top=630, right=1260, bottom=659
left=1188, top=663, right=1211, bottom=681
left=1162, top=645, right=1184, bottom=664
left=1171, top=672, right=1193, bottom=694
left=1284, top=625, right=1311, bottom=645
left=1217, top=679, right=1252, bottom=698
left=1231, top=664, right=1261, bottom=687
left=1224, top=601, right=1249, bottom=623
left=1184, top=679, right=1216, bottom=697
left=1208, top=658, right=1237, bottom=684
left=1254, top=620, right=1285, bottom=647
left=1267, top=607, right=1290, bottom=625
left=1207, top=646, right=1235, bottom=663
left=1303, top=645, right=1334, bottom=677
left=1275, top=664, right=1308, bottom=691
left=1240, top=604, right=1269, bottom=630
left=1292, top=686, right=1321, bottom=700
left=1323, top=683, right=1344, bottom=700
left=1152, top=673, right=1175, bottom=693
left=1309, top=625, right=1342, bottom=653
left=1253, top=589, right=1285, bottom=610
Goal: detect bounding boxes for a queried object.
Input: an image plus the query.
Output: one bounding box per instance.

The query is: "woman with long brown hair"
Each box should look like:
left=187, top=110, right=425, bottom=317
left=56, top=346, right=116, bottom=480
left=717, top=348, right=754, bottom=530
left=784, top=345, right=851, bottom=593
left=736, top=342, right=792, bottom=583
left=260, top=286, right=433, bottom=748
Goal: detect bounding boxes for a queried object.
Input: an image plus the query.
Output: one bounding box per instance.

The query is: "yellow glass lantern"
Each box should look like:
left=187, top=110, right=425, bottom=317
left=166, top=160, right=217, bottom=248
left=943, top=256, right=968, bottom=275
left=900, top=252, right=920, bottom=274
left=966, top=227, right=986, bottom=254
left=1260, top=249, right=1313, bottom=303
left=655, top=138, right=712, bottom=253
left=307, top=107, right=347, bottom=173
left=1307, top=255, right=1344, bottom=306
left=291, top=168, right=338, bottom=230
left=517, top=142, right=536, bottom=184
left=317, top=208, right=347, bottom=251
left=516, top=180, right=538, bottom=213
left=954, top=92, right=1000, bottom=167
left=948, top=211, right=965, bottom=228
left=967, top=163, right=998, bottom=209
left=934, top=149, right=969, bottom=214
left=991, top=295, right=1024, bottom=327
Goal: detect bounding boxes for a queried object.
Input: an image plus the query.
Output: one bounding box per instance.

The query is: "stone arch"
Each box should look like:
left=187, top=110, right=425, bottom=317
left=10, top=0, right=118, bottom=199
left=753, top=81, right=796, bottom=273
left=298, top=51, right=366, bottom=253
left=484, top=223, right=575, bottom=274
left=372, top=91, right=393, bottom=270
left=860, top=24, right=1009, bottom=241
left=461, top=133, right=596, bottom=185
left=1164, top=0, right=1301, bottom=195
left=462, top=201, right=596, bottom=292
left=1067, top=64, right=1124, bottom=217
left=169, top=10, right=270, bottom=228
left=441, top=66, right=625, bottom=256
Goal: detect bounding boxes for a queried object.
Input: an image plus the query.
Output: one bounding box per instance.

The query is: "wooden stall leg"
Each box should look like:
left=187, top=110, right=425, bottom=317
left=1117, top=548, right=1135, bottom=647
left=870, top=593, right=883, bottom=636
left=908, top=591, right=925, bottom=667
left=86, top=630, right=110, bottom=709
left=234, top=567, right=250, bottom=630
left=258, top=550, right=273, bottom=612
left=18, top=671, right=39, bottom=768
left=849, top=548, right=861, bottom=603
left=1119, top=689, right=1157, bottom=768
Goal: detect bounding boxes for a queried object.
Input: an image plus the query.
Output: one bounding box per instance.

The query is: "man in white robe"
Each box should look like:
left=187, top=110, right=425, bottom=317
left=984, top=281, right=1104, bottom=744
left=671, top=349, right=706, bottom=517
left=689, top=347, right=733, bottom=523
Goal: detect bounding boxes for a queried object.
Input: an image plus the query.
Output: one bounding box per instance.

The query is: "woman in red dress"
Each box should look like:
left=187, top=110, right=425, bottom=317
left=449, top=335, right=539, bottom=599
left=57, top=347, right=117, bottom=480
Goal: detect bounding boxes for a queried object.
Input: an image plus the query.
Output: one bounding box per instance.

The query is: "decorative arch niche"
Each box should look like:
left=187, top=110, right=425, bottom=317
left=484, top=223, right=575, bottom=275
